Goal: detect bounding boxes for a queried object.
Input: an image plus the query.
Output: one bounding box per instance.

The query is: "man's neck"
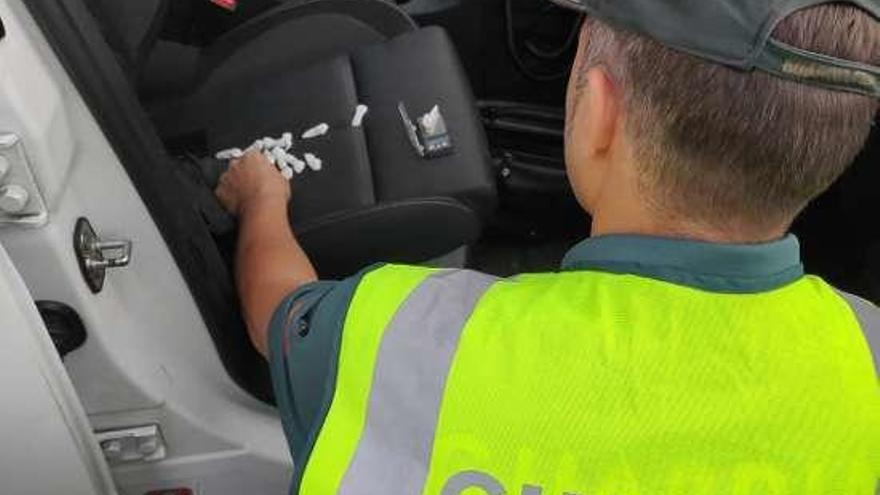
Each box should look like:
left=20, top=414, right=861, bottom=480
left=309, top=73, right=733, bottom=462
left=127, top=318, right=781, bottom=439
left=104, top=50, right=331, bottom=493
left=590, top=210, right=788, bottom=245
left=583, top=162, right=789, bottom=245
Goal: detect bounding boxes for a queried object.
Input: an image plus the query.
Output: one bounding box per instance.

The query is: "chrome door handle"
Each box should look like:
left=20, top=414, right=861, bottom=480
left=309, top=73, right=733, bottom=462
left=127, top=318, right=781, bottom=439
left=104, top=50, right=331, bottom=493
left=74, top=218, right=133, bottom=293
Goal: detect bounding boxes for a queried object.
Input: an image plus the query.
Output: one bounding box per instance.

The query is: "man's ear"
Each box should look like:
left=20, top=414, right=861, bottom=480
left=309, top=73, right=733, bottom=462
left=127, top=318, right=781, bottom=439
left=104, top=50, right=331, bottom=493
left=583, top=66, right=620, bottom=157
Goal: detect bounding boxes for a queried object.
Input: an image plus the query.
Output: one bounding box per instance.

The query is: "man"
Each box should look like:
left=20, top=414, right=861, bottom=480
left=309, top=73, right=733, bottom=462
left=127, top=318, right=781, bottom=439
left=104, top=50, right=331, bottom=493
left=216, top=0, right=880, bottom=493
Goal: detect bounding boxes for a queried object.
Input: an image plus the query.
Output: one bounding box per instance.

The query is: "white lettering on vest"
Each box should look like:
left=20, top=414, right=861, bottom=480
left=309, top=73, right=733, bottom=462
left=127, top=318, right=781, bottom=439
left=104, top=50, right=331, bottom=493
left=441, top=470, right=582, bottom=495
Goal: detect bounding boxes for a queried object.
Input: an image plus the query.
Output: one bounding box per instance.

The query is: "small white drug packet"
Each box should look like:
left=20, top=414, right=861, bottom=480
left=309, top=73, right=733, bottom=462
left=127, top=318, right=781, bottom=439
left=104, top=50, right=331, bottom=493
left=301, top=123, right=330, bottom=139
left=244, top=139, right=264, bottom=154
left=271, top=147, right=289, bottom=167
left=289, top=154, right=307, bottom=174
left=304, top=153, right=323, bottom=171
left=215, top=148, right=243, bottom=160
left=351, top=104, right=369, bottom=127
left=263, top=150, right=277, bottom=165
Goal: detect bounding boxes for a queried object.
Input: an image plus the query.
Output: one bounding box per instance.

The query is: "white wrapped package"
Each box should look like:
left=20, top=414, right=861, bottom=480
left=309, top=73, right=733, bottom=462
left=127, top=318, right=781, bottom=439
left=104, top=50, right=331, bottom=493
left=271, top=147, right=288, bottom=165
left=215, top=148, right=243, bottom=160
left=262, top=137, right=281, bottom=149
left=244, top=139, right=264, bottom=154
left=216, top=132, right=323, bottom=177
left=269, top=148, right=304, bottom=175
left=420, top=105, right=443, bottom=133
left=301, top=123, right=329, bottom=139
left=351, top=104, right=369, bottom=127
left=304, top=153, right=323, bottom=171
left=263, top=150, right=277, bottom=165
left=286, top=153, right=307, bottom=174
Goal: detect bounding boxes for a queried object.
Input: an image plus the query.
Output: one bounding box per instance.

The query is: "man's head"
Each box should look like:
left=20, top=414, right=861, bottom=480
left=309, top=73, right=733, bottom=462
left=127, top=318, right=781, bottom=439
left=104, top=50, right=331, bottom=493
left=565, top=3, right=879, bottom=241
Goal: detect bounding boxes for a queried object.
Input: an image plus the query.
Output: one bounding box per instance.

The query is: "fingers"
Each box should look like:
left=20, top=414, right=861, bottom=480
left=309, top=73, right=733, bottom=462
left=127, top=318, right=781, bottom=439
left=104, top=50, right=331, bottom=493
left=243, top=149, right=271, bottom=167
left=214, top=175, right=238, bottom=214
left=214, top=147, right=291, bottom=216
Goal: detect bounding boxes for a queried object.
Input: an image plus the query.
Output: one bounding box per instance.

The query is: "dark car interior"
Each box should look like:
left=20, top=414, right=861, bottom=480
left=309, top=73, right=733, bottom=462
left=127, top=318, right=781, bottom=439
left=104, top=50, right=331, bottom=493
left=26, top=0, right=879, bottom=403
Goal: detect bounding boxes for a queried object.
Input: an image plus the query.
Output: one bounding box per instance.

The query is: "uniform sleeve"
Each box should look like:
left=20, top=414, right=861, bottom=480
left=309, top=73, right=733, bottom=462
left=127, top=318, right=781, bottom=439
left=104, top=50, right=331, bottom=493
left=267, top=264, right=383, bottom=467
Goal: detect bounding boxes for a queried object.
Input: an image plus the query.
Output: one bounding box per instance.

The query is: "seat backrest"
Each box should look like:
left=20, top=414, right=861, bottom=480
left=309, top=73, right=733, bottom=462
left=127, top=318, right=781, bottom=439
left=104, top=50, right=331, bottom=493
left=86, top=0, right=168, bottom=74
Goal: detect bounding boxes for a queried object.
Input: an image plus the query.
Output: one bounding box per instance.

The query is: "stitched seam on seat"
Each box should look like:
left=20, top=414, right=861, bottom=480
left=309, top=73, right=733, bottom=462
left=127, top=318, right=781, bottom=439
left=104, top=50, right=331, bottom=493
left=348, top=53, right=381, bottom=207
left=296, top=198, right=474, bottom=235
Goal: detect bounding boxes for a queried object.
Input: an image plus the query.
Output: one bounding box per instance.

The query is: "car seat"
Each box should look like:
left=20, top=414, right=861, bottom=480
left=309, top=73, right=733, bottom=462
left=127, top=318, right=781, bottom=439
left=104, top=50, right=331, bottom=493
left=86, top=0, right=496, bottom=277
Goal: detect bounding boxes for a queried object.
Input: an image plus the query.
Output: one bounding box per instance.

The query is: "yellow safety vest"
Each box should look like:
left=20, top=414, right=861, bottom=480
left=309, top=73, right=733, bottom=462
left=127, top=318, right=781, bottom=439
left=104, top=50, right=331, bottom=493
left=289, top=263, right=879, bottom=494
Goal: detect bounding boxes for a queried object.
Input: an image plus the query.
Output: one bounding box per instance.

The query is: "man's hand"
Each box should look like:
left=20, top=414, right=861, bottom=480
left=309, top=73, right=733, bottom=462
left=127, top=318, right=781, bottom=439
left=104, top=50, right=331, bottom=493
left=213, top=149, right=316, bottom=358
left=215, top=150, right=290, bottom=216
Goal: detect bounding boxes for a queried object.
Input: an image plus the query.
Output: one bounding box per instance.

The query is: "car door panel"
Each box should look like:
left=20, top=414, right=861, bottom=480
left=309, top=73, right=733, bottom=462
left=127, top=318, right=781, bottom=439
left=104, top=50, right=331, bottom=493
left=0, top=241, right=115, bottom=495
left=0, top=1, right=292, bottom=493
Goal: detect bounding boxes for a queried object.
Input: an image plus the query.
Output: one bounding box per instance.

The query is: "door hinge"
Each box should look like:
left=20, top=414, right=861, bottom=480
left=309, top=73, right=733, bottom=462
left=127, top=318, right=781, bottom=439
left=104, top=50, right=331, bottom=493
left=0, top=133, right=48, bottom=226
left=95, top=424, right=166, bottom=465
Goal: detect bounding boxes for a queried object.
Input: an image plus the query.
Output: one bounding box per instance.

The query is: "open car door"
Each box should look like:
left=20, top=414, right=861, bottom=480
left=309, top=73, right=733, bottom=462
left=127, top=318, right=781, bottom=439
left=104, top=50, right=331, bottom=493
left=0, top=242, right=115, bottom=495
left=0, top=0, right=292, bottom=492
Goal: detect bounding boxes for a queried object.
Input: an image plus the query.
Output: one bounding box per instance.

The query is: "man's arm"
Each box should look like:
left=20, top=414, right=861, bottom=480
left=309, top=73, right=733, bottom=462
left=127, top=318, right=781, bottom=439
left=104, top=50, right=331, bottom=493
left=215, top=151, right=317, bottom=357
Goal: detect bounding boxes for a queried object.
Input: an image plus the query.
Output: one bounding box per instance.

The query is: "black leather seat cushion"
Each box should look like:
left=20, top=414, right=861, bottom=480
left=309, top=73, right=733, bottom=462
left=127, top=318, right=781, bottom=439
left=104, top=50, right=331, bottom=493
left=207, top=55, right=376, bottom=223
left=351, top=28, right=494, bottom=213
left=205, top=27, right=495, bottom=229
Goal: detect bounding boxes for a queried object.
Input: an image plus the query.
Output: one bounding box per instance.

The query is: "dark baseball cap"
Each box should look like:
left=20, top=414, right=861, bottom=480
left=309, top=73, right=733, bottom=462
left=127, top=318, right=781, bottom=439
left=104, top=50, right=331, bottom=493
left=547, top=0, right=880, bottom=98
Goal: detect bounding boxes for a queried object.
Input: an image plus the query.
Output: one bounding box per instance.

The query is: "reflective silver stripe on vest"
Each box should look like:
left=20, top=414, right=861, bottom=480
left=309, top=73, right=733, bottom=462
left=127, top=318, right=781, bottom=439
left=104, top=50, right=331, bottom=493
left=835, top=289, right=880, bottom=376
left=338, top=270, right=499, bottom=495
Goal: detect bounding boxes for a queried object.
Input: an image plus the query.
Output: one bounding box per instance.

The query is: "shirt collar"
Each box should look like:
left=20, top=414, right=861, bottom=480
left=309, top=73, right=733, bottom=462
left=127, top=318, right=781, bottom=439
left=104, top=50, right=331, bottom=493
left=561, top=234, right=805, bottom=293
